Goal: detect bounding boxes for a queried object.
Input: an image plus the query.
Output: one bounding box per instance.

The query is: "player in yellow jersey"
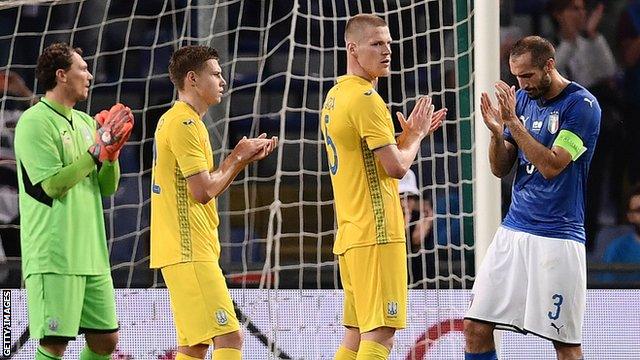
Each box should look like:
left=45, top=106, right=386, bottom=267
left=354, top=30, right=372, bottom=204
left=321, top=14, right=446, bottom=360
left=150, top=46, right=277, bottom=360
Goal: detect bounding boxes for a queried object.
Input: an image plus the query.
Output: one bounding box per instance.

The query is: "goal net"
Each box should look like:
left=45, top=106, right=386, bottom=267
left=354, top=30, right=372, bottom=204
left=1, top=0, right=475, bottom=358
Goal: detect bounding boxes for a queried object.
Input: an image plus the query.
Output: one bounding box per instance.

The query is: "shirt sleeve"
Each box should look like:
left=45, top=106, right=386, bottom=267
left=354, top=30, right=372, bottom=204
left=167, top=117, right=209, bottom=178
left=553, top=94, right=601, bottom=161
left=14, top=113, right=63, bottom=184
left=350, top=92, right=396, bottom=150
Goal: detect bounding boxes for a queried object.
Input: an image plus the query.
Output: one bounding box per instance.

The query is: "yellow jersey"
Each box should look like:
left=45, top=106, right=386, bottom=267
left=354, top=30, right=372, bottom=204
left=150, top=101, right=220, bottom=268
left=320, top=75, right=405, bottom=255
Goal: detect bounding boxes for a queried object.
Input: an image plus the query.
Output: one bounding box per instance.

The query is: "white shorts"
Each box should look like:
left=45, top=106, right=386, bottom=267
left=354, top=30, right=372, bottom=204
left=465, top=226, right=586, bottom=344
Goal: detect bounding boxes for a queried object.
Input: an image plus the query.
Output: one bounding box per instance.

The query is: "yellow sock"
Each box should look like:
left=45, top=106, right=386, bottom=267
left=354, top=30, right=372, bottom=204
left=355, top=340, right=390, bottom=360
left=334, top=345, right=358, bottom=360
left=212, top=348, right=241, bottom=360
left=175, top=353, right=202, bottom=360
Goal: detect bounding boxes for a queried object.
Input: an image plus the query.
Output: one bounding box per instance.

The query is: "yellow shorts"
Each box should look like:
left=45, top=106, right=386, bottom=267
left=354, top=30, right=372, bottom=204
left=161, top=261, right=240, bottom=346
left=339, top=242, right=407, bottom=333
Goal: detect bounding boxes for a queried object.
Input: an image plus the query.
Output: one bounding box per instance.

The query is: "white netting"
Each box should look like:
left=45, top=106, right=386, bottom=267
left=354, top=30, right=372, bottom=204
left=0, top=0, right=476, bottom=357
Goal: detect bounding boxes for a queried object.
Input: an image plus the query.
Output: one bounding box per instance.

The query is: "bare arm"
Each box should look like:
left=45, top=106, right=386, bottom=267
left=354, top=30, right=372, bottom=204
left=186, top=135, right=278, bottom=204
left=374, top=96, right=446, bottom=179
left=495, top=82, right=572, bottom=179
left=489, top=135, right=517, bottom=178
left=503, top=120, right=571, bottom=179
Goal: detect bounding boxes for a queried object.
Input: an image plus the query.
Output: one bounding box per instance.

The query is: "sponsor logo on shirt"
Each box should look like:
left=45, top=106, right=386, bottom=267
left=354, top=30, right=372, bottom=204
left=532, top=120, right=543, bottom=132
left=182, top=119, right=195, bottom=125
left=526, top=163, right=536, bottom=174
left=548, top=111, right=559, bottom=134
left=519, top=115, right=529, bottom=124
left=364, top=90, right=373, bottom=96
left=550, top=322, right=564, bottom=335
left=583, top=97, right=594, bottom=107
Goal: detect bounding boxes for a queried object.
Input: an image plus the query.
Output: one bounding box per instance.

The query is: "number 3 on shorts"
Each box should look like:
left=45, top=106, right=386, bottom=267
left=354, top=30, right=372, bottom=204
left=548, top=293, right=563, bottom=320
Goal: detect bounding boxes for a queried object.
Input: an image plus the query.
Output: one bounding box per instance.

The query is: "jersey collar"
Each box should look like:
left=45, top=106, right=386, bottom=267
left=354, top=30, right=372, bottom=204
left=41, top=97, right=73, bottom=120
left=536, top=82, right=578, bottom=107
left=337, top=75, right=374, bottom=87
left=175, top=100, right=201, bottom=120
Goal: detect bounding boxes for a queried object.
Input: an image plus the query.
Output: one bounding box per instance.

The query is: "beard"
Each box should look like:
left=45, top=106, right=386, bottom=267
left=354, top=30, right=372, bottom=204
left=526, top=73, right=552, bottom=100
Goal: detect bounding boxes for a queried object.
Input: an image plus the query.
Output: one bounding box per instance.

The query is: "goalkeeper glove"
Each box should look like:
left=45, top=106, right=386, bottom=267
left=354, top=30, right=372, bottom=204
left=89, top=103, right=134, bottom=163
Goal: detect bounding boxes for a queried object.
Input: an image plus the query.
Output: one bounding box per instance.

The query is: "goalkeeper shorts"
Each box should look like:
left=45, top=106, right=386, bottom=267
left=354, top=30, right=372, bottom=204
left=338, top=242, right=407, bottom=333
left=25, top=273, right=118, bottom=339
left=161, top=261, right=240, bottom=346
left=465, top=226, right=586, bottom=344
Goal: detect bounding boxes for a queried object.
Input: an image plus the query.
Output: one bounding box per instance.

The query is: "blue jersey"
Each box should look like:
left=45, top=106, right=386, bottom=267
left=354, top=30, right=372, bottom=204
left=502, top=82, right=600, bottom=243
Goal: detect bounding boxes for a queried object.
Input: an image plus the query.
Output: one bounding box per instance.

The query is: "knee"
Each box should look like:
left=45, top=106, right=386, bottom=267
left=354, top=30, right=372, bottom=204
left=464, top=319, right=491, bottom=343
left=554, top=342, right=583, bottom=360
left=214, top=330, right=243, bottom=349
left=179, top=344, right=209, bottom=359
left=361, top=326, right=395, bottom=350
left=39, top=338, right=69, bottom=357
left=378, top=327, right=395, bottom=349
left=86, top=331, right=119, bottom=355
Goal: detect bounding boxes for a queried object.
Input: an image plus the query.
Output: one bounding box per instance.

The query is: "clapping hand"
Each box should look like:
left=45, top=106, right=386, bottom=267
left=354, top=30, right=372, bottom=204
left=233, top=133, right=278, bottom=164
left=480, top=92, right=503, bottom=135
left=494, top=81, right=518, bottom=126
left=89, top=103, right=134, bottom=162
left=397, top=96, right=447, bottom=139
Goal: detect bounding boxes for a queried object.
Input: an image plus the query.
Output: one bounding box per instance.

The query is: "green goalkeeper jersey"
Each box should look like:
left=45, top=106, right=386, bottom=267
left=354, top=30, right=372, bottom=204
left=14, top=98, right=110, bottom=276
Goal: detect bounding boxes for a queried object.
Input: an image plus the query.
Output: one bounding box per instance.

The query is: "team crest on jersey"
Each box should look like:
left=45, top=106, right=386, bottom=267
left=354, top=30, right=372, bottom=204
left=215, top=309, right=228, bottom=325
left=386, top=301, right=398, bottom=318
left=48, top=318, right=59, bottom=332
left=60, top=129, right=72, bottom=145
left=547, top=111, right=559, bottom=134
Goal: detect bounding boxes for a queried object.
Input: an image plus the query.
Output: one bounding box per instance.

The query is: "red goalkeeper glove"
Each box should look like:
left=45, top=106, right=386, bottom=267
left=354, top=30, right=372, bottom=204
left=89, top=103, right=134, bottom=163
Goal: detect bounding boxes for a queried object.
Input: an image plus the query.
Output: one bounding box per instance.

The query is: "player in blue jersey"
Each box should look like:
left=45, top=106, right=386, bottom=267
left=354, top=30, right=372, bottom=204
left=464, top=36, right=600, bottom=360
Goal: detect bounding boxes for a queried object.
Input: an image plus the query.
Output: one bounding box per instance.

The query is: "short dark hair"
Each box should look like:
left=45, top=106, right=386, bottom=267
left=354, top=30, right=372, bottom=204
left=36, top=43, right=83, bottom=92
left=168, top=46, right=219, bottom=90
left=509, top=36, right=555, bottom=69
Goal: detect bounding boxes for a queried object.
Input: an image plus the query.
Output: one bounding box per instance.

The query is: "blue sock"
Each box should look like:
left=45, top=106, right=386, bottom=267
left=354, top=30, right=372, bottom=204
left=465, top=350, right=498, bottom=360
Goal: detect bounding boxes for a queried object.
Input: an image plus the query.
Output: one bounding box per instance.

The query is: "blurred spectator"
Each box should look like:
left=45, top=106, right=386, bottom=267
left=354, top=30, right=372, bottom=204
left=603, top=184, right=640, bottom=283
left=550, top=0, right=624, bottom=249
left=550, top=0, right=617, bottom=88
left=399, top=169, right=435, bottom=287
left=618, top=0, right=640, bottom=184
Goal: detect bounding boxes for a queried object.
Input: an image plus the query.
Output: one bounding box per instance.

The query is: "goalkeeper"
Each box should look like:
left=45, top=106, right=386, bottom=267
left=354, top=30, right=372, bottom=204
left=14, top=43, right=133, bottom=360
left=150, top=45, right=277, bottom=360
left=321, top=14, right=445, bottom=359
